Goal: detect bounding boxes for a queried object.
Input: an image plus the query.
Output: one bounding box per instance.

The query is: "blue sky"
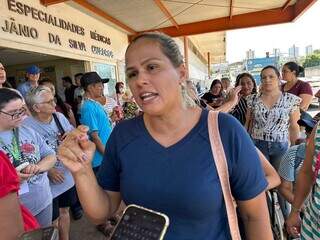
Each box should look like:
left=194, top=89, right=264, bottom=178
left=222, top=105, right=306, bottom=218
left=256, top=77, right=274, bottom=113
left=226, top=1, right=320, bottom=63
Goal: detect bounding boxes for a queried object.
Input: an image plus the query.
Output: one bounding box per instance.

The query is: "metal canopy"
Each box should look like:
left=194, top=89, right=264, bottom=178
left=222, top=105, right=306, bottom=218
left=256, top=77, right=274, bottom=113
left=40, top=0, right=316, bottom=63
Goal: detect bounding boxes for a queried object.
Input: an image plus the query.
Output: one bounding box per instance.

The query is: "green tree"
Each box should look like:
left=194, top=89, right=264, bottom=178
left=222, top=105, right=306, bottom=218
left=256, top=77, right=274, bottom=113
left=303, top=50, right=320, bottom=68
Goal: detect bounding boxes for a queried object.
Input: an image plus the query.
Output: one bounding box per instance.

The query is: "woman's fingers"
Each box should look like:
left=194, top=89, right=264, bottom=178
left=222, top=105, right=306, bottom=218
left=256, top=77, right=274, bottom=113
left=17, top=171, right=33, bottom=182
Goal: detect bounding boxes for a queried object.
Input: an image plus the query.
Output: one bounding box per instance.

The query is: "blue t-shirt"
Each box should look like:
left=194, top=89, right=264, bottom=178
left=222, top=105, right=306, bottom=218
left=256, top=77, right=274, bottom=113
left=97, top=110, right=267, bottom=240
left=80, top=99, right=112, bottom=168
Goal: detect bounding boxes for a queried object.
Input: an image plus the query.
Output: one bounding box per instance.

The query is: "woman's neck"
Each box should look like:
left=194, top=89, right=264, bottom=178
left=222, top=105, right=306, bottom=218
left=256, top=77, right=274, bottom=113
left=144, top=105, right=201, bottom=136
left=262, top=88, right=281, bottom=97
left=35, top=113, right=53, bottom=123
left=285, top=78, right=298, bottom=88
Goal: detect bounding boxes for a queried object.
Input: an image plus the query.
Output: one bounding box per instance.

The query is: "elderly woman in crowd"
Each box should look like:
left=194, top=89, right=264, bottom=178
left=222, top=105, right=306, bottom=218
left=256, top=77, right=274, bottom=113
left=245, top=66, right=301, bottom=170
left=58, top=32, right=272, bottom=239
left=24, top=86, right=76, bottom=240
left=0, top=88, right=56, bottom=227
left=38, top=78, right=77, bottom=127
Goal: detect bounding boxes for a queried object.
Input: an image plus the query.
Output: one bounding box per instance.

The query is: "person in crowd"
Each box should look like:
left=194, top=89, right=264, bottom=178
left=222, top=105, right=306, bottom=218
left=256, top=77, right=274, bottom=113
left=122, top=90, right=140, bottom=120
left=114, top=81, right=125, bottom=106
left=93, top=80, right=122, bottom=123
left=0, top=88, right=56, bottom=227
left=286, top=121, right=320, bottom=239
left=230, top=73, right=257, bottom=125
left=0, top=150, right=40, bottom=240
left=186, top=79, right=241, bottom=112
left=0, top=62, right=6, bottom=88
left=74, top=73, right=84, bottom=103
left=39, top=78, right=77, bottom=127
left=245, top=65, right=301, bottom=170
left=277, top=111, right=317, bottom=218
left=221, top=77, right=231, bottom=97
left=24, top=86, right=76, bottom=240
left=17, top=65, right=41, bottom=98
left=73, top=73, right=84, bottom=125
left=281, top=62, right=313, bottom=111
left=201, top=79, right=225, bottom=108
left=62, top=76, right=77, bottom=114
left=80, top=72, right=112, bottom=174
left=58, top=32, right=273, bottom=239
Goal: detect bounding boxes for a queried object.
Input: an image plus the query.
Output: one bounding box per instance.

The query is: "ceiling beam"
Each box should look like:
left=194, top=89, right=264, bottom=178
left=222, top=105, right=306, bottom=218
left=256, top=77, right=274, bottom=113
left=72, top=0, right=137, bottom=34
left=139, top=6, right=295, bottom=37
left=229, top=0, right=233, bottom=19
left=293, top=0, right=317, bottom=21
left=154, top=0, right=179, bottom=29
left=40, top=0, right=68, bottom=6
left=281, top=0, right=292, bottom=11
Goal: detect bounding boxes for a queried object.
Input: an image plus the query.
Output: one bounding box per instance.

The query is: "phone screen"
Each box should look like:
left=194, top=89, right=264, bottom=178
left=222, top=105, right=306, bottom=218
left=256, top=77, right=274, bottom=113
left=110, top=204, right=169, bottom=240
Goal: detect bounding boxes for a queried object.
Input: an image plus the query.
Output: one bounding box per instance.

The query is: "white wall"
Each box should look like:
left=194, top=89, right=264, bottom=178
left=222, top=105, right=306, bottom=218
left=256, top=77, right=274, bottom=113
left=0, top=0, right=128, bottom=64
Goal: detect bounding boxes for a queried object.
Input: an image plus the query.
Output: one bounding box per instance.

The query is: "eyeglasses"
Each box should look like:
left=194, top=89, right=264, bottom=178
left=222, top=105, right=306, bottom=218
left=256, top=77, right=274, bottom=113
left=0, top=107, right=27, bottom=120
left=37, top=99, right=56, bottom=105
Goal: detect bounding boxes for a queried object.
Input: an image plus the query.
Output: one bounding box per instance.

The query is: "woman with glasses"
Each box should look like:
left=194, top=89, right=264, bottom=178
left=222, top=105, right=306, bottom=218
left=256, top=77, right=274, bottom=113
left=24, top=86, right=76, bottom=240
left=38, top=78, right=77, bottom=127
left=0, top=88, right=56, bottom=227
left=281, top=62, right=313, bottom=111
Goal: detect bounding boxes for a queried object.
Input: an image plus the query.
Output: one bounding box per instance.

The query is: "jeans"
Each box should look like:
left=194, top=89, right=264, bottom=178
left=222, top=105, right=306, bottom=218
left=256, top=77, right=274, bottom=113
left=253, top=139, right=288, bottom=170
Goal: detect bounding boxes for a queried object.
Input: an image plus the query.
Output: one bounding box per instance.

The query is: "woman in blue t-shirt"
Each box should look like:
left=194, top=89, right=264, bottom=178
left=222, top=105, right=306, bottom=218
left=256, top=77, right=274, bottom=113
left=58, top=32, right=273, bottom=239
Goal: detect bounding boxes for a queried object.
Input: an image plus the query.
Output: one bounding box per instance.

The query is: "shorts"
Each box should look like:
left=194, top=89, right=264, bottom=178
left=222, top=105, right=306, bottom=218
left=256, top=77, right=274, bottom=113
left=52, top=186, right=77, bottom=221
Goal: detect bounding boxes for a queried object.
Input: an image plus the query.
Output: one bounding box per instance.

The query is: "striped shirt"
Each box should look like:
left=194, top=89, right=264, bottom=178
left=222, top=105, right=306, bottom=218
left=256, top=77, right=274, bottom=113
left=301, top=125, right=320, bottom=240
left=230, top=97, right=247, bottom=126
left=278, top=144, right=304, bottom=182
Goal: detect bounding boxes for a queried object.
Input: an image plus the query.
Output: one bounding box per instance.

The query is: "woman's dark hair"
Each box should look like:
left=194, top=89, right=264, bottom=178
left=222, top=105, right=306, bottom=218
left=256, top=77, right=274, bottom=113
left=115, top=82, right=124, bottom=94
left=283, top=61, right=304, bottom=77
left=38, top=78, right=70, bottom=119
left=0, top=88, right=23, bottom=111
left=126, top=32, right=184, bottom=68
left=235, top=73, right=257, bottom=94
left=260, top=65, right=280, bottom=78
left=209, top=79, right=223, bottom=94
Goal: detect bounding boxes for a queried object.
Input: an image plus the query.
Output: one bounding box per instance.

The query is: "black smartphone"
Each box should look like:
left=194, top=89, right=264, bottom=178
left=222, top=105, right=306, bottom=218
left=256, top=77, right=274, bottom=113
left=18, top=226, right=59, bottom=240
left=109, top=204, right=169, bottom=240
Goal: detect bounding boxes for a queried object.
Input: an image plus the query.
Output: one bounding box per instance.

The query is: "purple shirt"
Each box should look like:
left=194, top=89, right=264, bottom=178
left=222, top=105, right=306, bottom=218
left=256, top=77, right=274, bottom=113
left=281, top=80, right=313, bottom=96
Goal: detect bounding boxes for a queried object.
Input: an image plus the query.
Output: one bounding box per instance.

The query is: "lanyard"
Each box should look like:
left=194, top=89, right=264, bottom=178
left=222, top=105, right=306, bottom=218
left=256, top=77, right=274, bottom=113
left=0, top=128, right=22, bottom=166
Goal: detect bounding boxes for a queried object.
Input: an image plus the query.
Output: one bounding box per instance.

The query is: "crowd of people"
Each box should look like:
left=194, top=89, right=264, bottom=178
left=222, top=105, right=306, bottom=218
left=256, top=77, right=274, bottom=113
left=0, top=32, right=319, bottom=240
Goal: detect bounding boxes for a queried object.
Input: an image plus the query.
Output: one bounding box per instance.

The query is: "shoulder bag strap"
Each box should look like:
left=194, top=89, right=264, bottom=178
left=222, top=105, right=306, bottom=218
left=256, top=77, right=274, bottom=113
left=52, top=113, right=65, bottom=135
left=208, top=111, right=241, bottom=240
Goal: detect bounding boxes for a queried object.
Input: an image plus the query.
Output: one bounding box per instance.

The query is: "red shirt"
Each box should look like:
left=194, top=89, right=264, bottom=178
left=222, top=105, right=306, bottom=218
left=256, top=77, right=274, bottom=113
left=281, top=80, right=313, bottom=96
left=0, top=151, right=39, bottom=231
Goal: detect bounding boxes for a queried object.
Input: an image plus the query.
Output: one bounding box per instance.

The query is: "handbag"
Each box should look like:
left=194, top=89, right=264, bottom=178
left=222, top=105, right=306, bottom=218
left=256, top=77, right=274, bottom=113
left=208, top=111, right=241, bottom=240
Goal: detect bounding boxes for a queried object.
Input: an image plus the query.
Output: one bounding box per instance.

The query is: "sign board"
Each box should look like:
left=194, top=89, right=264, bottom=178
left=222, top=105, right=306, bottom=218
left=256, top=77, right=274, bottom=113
left=0, top=0, right=128, bottom=62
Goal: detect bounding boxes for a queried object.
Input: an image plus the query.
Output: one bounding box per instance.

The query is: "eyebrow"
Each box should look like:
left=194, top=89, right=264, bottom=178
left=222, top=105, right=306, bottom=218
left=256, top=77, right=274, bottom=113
left=125, top=57, right=162, bottom=72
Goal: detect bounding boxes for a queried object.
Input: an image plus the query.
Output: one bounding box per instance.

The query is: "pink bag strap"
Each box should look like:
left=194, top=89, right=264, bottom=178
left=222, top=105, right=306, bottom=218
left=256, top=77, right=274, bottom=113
left=208, top=111, right=241, bottom=240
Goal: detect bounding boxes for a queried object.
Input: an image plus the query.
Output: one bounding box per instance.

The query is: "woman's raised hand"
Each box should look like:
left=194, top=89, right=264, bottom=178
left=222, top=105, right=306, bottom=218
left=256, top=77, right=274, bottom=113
left=58, top=125, right=96, bottom=175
